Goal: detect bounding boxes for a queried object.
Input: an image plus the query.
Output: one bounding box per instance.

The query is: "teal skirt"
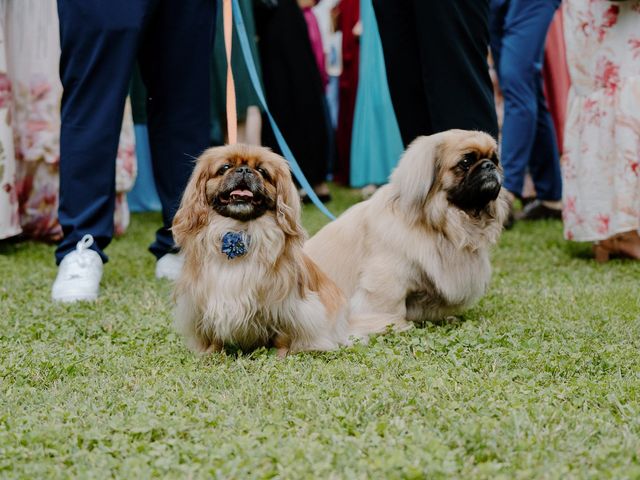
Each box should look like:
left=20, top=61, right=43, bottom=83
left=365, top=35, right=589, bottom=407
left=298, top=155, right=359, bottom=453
left=349, top=0, right=403, bottom=188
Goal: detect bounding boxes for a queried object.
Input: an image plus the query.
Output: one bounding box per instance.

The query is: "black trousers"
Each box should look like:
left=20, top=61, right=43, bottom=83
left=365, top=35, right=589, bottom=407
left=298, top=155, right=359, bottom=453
left=56, top=0, right=214, bottom=264
left=255, top=0, right=329, bottom=186
left=372, top=0, right=498, bottom=147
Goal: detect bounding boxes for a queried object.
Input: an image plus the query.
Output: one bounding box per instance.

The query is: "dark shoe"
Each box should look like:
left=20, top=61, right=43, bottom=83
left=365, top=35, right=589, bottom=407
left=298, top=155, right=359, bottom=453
left=299, top=189, right=331, bottom=204
left=517, top=199, right=562, bottom=221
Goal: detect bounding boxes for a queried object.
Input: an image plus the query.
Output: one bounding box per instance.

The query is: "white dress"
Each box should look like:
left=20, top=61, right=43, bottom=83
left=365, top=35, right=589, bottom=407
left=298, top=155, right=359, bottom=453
left=562, top=0, right=640, bottom=241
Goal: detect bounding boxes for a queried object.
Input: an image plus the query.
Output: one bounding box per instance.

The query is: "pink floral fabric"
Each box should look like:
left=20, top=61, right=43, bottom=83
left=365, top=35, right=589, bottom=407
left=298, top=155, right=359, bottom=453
left=0, top=0, right=136, bottom=241
left=562, top=0, right=640, bottom=242
left=0, top=14, right=19, bottom=240
left=302, top=7, right=329, bottom=88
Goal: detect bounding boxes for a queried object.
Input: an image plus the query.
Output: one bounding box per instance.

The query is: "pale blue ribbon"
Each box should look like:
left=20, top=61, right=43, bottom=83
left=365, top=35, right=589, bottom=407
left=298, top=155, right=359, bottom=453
left=230, top=0, right=336, bottom=220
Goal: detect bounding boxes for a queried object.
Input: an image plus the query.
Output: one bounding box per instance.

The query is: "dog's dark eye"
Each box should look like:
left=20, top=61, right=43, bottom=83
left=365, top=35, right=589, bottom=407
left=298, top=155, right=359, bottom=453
left=217, top=164, right=231, bottom=176
left=256, top=166, right=270, bottom=180
left=490, top=153, right=499, bottom=165
left=459, top=153, right=476, bottom=171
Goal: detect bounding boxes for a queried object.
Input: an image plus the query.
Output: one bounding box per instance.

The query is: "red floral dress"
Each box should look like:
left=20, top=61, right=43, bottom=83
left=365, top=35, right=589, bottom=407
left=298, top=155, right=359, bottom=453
left=562, top=0, right=640, bottom=242
left=0, top=0, right=136, bottom=241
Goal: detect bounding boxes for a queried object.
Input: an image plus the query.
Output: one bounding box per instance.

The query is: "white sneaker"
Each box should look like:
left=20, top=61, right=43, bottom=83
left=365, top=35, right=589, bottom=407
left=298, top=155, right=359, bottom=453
left=155, top=253, right=184, bottom=281
left=52, top=234, right=103, bottom=302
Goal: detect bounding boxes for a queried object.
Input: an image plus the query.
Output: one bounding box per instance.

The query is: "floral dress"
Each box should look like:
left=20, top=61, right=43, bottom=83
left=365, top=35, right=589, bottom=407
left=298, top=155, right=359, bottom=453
left=0, top=6, right=18, bottom=240
left=562, top=0, right=640, bottom=242
left=0, top=0, right=136, bottom=241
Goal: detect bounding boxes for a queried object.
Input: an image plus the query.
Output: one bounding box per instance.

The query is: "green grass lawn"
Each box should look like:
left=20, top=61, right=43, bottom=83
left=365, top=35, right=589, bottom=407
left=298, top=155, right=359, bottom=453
left=1, top=185, right=639, bottom=478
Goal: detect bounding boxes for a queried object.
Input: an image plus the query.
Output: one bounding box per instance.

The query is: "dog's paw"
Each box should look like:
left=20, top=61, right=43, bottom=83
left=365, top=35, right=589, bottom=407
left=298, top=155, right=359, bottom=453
left=203, top=342, right=223, bottom=355
left=276, top=347, right=289, bottom=359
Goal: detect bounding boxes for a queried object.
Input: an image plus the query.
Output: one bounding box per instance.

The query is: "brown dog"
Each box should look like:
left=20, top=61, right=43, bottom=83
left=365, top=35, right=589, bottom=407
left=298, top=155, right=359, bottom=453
left=172, top=144, right=347, bottom=356
left=305, top=130, right=509, bottom=339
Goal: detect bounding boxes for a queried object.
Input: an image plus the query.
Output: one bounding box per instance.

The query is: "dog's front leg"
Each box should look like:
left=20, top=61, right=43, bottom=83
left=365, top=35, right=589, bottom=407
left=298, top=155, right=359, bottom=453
left=347, top=258, right=411, bottom=339
left=174, top=295, right=215, bottom=353
left=348, top=296, right=410, bottom=339
left=204, top=340, right=223, bottom=354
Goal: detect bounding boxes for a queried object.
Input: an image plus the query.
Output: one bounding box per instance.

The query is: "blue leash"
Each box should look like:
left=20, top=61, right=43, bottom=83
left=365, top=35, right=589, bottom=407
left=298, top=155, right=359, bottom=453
left=230, top=0, right=336, bottom=220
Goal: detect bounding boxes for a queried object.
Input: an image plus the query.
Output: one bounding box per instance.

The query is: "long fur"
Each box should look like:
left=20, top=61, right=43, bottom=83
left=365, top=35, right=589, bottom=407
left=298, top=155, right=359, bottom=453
left=304, top=130, right=509, bottom=339
left=173, top=144, right=347, bottom=355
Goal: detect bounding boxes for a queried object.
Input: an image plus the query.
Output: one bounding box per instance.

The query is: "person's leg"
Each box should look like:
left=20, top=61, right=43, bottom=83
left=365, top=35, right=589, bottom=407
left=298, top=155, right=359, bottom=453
left=138, top=0, right=215, bottom=260
left=527, top=75, right=562, bottom=202
left=496, top=0, right=560, bottom=197
left=413, top=0, right=498, bottom=139
left=243, top=106, right=262, bottom=146
left=527, top=0, right=563, bottom=204
left=56, top=0, right=151, bottom=264
left=489, top=0, right=509, bottom=79
left=372, top=0, right=431, bottom=147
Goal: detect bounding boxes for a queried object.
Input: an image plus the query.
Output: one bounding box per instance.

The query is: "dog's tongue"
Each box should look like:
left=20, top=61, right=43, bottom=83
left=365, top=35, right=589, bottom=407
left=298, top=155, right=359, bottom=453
left=230, top=189, right=254, bottom=198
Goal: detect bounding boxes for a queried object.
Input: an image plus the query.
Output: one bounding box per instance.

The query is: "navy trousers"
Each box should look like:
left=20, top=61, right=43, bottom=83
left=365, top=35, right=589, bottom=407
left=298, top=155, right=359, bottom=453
left=55, top=0, right=215, bottom=264
left=372, top=0, right=499, bottom=146
left=490, top=0, right=562, bottom=201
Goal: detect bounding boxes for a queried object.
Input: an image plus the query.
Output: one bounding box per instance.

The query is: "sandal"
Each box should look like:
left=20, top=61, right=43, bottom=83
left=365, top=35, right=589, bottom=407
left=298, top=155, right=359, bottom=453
left=593, top=231, right=640, bottom=263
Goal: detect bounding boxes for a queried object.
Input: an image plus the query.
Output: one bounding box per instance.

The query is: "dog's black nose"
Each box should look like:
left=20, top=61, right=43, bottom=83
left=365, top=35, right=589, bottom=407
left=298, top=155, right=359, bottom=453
left=235, top=166, right=251, bottom=175
left=479, top=160, right=495, bottom=170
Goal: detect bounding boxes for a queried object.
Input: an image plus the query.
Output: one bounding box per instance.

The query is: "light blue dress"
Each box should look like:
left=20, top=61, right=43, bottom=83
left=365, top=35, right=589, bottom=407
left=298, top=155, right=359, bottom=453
left=127, top=125, right=161, bottom=213
left=349, top=0, right=403, bottom=188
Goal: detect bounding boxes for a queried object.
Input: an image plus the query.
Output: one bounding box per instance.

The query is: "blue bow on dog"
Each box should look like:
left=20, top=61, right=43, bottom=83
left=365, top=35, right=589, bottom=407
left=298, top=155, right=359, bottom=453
left=221, top=231, right=251, bottom=259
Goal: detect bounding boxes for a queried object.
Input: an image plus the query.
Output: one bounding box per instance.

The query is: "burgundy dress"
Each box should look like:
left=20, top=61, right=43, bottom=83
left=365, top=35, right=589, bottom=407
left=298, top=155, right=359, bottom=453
left=334, top=0, right=359, bottom=185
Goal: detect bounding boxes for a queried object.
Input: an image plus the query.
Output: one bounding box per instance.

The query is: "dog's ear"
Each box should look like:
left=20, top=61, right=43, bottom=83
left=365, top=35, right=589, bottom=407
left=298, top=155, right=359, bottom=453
left=172, top=153, right=212, bottom=246
left=391, top=134, right=442, bottom=203
left=274, top=165, right=304, bottom=239
left=390, top=133, right=446, bottom=219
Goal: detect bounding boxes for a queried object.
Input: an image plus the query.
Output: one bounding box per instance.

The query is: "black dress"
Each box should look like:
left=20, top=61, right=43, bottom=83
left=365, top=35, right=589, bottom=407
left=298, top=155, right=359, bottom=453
left=372, top=0, right=499, bottom=146
left=255, top=0, right=329, bottom=187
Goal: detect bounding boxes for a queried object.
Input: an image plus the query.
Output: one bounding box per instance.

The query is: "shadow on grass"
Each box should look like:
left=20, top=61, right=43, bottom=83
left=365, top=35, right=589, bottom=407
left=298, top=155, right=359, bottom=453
left=564, top=239, right=599, bottom=261
left=412, top=316, right=466, bottom=333
left=192, top=315, right=468, bottom=363
left=0, top=236, right=55, bottom=257
left=0, top=234, right=25, bottom=254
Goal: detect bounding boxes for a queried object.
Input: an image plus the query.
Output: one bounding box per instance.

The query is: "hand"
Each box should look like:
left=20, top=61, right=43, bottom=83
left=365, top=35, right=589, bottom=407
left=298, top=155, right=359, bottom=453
left=352, top=20, right=362, bottom=37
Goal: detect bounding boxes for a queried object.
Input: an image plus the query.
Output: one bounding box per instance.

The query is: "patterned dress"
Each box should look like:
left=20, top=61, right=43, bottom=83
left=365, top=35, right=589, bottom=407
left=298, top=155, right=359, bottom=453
left=0, top=0, right=136, bottom=241
left=562, top=0, right=640, bottom=242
